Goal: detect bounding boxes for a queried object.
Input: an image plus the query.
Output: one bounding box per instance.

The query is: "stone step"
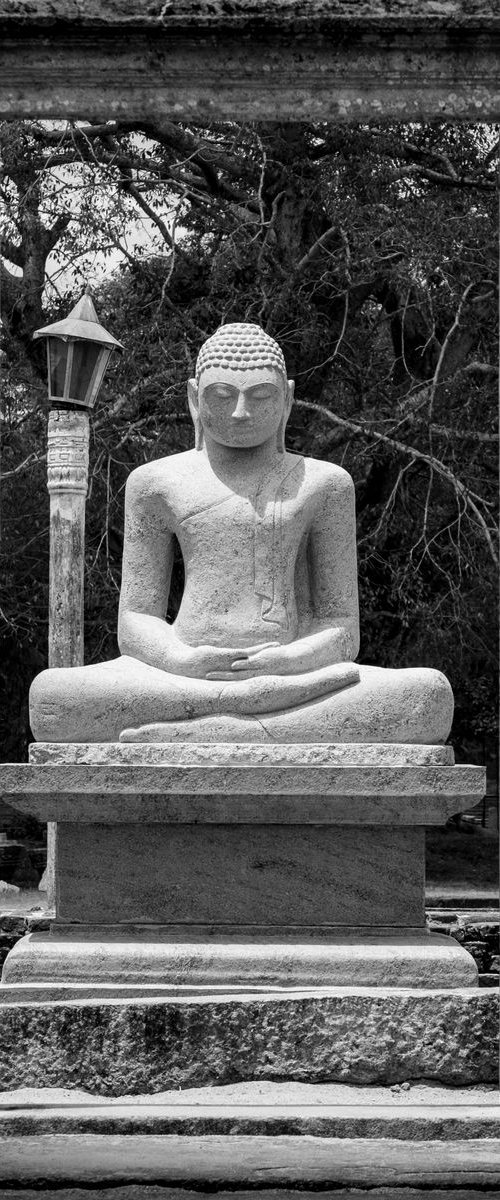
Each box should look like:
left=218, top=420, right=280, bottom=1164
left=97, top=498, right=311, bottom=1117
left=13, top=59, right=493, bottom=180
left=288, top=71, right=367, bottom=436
left=2, top=1083, right=499, bottom=1191
left=0, top=1132, right=499, bottom=1189
left=0, top=1190, right=494, bottom=1200
left=1, top=1080, right=499, bottom=1139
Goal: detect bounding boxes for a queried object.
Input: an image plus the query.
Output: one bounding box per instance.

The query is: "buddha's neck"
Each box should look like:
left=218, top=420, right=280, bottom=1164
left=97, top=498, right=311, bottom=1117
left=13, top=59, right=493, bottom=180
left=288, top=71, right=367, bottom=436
left=201, top=434, right=284, bottom=480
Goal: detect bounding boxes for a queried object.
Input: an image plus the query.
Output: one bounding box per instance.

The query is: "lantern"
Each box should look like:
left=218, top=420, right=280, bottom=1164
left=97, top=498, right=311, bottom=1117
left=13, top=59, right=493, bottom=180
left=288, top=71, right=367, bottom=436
left=33, top=289, right=123, bottom=409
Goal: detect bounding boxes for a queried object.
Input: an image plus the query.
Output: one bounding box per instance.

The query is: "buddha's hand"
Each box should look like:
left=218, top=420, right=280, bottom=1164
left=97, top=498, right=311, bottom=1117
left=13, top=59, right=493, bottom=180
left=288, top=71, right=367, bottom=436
left=206, top=642, right=296, bottom=680
left=206, top=627, right=355, bottom=679
left=170, top=639, right=280, bottom=679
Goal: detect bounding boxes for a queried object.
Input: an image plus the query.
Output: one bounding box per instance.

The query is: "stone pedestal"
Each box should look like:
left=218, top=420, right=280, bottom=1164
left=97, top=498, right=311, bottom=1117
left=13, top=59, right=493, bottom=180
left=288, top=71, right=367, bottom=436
left=0, top=742, right=495, bottom=1093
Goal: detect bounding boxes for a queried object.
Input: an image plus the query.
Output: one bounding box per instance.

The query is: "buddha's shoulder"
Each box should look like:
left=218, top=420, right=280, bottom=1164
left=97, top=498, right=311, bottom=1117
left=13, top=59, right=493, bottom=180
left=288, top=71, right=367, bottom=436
left=125, top=450, right=198, bottom=498
left=299, top=454, right=354, bottom=494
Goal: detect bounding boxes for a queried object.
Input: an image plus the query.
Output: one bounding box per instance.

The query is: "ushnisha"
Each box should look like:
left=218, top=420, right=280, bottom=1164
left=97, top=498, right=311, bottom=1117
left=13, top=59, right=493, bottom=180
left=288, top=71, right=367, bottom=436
left=30, top=323, right=453, bottom=743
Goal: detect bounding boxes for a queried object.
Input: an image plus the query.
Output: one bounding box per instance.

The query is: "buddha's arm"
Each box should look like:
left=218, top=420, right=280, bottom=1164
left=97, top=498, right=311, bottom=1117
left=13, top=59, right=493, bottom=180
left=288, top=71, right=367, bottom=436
left=118, top=467, right=275, bottom=678
left=225, top=468, right=360, bottom=680
left=302, top=467, right=360, bottom=660
left=117, top=467, right=180, bottom=671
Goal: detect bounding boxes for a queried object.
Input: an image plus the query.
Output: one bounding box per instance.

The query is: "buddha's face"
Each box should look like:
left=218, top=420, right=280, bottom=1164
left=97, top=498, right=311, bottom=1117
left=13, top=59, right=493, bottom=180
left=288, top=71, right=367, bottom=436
left=189, top=366, right=294, bottom=449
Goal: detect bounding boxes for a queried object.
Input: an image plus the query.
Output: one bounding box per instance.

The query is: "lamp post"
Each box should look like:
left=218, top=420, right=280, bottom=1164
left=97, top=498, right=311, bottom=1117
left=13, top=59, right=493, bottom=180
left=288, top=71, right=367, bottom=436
left=33, top=291, right=123, bottom=902
left=34, top=289, right=123, bottom=668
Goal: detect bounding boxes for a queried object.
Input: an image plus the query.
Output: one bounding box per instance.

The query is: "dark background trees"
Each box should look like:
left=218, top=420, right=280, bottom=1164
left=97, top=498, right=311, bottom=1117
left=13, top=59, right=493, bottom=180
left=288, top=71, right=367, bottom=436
left=1, top=119, right=497, bottom=770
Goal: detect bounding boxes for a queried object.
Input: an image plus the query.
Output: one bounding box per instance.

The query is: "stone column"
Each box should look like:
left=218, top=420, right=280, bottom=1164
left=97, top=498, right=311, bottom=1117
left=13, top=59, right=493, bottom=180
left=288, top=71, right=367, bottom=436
left=45, top=408, right=90, bottom=902
left=47, top=408, right=89, bottom=667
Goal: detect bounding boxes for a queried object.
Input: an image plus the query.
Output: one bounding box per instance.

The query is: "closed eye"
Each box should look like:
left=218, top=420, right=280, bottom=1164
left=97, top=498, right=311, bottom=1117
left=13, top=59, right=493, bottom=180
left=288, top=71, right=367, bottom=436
left=246, top=388, right=277, bottom=400
left=209, top=386, right=237, bottom=399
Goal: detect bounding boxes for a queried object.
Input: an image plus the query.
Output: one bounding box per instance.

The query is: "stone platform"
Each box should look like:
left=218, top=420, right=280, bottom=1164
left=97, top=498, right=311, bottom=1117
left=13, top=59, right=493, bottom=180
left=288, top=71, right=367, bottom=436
left=0, top=742, right=484, bottom=989
left=1, top=1083, right=499, bottom=1191
left=0, top=742, right=493, bottom=1093
left=0, top=984, right=497, bottom=1092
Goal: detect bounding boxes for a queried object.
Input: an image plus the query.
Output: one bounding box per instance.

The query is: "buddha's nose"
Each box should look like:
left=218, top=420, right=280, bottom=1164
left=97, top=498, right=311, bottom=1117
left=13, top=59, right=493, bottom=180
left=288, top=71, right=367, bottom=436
left=231, top=392, right=251, bottom=420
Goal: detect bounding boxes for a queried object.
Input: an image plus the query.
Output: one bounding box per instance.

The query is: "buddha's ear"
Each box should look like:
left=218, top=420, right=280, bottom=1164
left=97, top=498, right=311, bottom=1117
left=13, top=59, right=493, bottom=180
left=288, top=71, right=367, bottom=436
left=187, top=378, right=203, bottom=450
left=187, top=378, right=198, bottom=420
left=277, top=379, right=294, bottom=453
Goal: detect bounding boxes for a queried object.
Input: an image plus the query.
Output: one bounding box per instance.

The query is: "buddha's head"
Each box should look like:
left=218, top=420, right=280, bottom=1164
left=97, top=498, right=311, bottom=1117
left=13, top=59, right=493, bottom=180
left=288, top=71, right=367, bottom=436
left=188, top=323, right=294, bottom=452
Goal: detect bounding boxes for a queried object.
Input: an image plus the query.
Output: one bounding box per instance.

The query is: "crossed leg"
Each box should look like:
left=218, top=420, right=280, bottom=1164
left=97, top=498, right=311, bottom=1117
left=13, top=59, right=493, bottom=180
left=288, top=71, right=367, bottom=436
left=30, top=655, right=453, bottom=745
left=122, top=664, right=453, bottom=744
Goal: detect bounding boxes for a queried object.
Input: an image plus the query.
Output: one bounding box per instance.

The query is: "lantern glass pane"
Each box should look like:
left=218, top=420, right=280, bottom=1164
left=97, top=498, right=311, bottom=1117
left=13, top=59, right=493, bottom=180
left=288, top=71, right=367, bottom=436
left=69, top=340, right=102, bottom=403
left=48, top=338, right=69, bottom=398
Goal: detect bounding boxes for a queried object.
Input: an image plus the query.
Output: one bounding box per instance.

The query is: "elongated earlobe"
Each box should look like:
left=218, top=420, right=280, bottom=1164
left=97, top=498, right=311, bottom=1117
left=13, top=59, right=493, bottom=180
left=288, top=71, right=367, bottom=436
left=193, top=419, right=204, bottom=451
left=187, top=379, right=204, bottom=450
left=277, top=379, right=294, bottom=452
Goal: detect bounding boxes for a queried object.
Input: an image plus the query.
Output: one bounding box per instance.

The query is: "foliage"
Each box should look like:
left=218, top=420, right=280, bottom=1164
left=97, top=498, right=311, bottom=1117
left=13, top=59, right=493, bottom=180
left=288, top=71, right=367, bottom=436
left=0, top=119, right=498, bottom=762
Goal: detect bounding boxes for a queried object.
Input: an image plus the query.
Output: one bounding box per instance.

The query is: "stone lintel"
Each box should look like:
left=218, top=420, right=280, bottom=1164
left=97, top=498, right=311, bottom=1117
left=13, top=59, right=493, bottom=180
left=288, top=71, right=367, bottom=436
left=1, top=5, right=500, bottom=124
left=2, top=3, right=499, bottom=33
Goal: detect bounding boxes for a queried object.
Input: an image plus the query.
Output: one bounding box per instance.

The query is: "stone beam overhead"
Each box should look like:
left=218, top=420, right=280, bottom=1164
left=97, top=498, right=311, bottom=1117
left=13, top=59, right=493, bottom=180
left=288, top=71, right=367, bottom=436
left=1, top=2, right=499, bottom=121
left=1, top=2, right=498, bottom=27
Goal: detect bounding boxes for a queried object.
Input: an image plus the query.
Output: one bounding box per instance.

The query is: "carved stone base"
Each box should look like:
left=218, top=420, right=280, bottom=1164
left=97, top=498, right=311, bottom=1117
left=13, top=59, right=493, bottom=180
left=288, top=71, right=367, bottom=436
left=2, top=929, right=477, bottom=990
left=0, top=742, right=489, bottom=1093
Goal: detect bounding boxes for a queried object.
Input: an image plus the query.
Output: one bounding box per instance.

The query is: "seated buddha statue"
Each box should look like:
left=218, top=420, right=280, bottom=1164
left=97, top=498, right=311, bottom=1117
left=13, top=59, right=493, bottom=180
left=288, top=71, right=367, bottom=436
left=30, top=322, right=454, bottom=744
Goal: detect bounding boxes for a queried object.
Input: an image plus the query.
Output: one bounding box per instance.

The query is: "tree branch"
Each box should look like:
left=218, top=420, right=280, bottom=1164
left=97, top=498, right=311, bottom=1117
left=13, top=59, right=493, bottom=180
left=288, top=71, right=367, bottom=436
left=483, top=139, right=499, bottom=169
left=295, top=225, right=340, bottom=274
left=1, top=452, right=44, bottom=479
left=296, top=399, right=498, bottom=568
left=403, top=418, right=498, bottom=444
left=41, top=212, right=71, bottom=254
left=387, top=164, right=496, bottom=192
left=119, top=177, right=174, bottom=251
left=38, top=120, right=254, bottom=206
left=0, top=234, right=24, bottom=268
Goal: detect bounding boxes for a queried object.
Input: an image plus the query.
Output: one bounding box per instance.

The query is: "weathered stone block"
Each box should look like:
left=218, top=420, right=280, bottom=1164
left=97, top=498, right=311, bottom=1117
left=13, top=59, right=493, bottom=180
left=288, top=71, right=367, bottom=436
left=0, top=988, right=496, bottom=1095
left=53, top=821, right=424, bottom=928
